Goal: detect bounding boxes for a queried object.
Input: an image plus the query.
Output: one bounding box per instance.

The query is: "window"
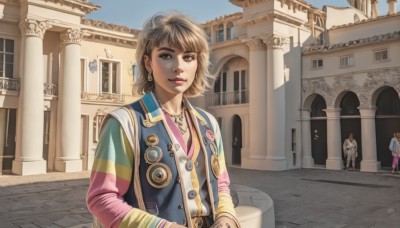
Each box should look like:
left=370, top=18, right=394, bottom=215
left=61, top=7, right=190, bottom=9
left=374, top=49, right=388, bottom=62
left=0, top=38, right=14, bottom=78
left=226, top=22, right=234, bottom=40
left=339, top=55, right=354, bottom=68
left=100, top=60, right=120, bottom=94
left=204, top=27, right=211, bottom=43
left=312, top=59, right=323, bottom=68
left=216, top=24, right=224, bottom=42
left=93, top=114, right=106, bottom=143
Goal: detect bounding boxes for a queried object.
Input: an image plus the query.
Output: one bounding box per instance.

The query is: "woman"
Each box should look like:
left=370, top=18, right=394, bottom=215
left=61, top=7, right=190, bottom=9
left=389, top=132, right=400, bottom=174
left=87, top=12, right=240, bottom=228
left=343, top=133, right=358, bottom=171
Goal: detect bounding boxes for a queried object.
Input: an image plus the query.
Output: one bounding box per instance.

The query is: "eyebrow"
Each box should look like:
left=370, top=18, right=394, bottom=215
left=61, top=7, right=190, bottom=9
left=157, top=47, right=195, bottom=53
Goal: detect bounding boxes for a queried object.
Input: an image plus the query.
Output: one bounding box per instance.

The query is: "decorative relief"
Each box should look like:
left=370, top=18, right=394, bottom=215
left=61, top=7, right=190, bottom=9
left=81, top=19, right=140, bottom=36
left=302, top=67, right=400, bottom=108
left=264, top=34, right=289, bottom=49
left=19, top=19, right=52, bottom=39
left=246, top=39, right=266, bottom=51
left=60, top=29, right=86, bottom=44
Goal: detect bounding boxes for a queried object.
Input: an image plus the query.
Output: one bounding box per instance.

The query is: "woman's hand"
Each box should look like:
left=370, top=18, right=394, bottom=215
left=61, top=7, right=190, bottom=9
left=211, top=216, right=238, bottom=228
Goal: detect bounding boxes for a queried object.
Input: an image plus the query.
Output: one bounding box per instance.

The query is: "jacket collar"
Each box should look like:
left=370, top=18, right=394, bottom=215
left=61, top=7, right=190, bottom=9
left=140, top=91, right=207, bottom=126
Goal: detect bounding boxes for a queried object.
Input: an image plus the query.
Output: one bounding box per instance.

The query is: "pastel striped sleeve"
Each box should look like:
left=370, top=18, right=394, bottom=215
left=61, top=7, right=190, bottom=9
left=203, top=112, right=240, bottom=226
left=86, top=117, right=171, bottom=228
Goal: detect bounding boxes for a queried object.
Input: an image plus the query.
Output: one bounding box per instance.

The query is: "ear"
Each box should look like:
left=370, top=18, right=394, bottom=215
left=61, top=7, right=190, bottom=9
left=144, top=55, right=152, bottom=72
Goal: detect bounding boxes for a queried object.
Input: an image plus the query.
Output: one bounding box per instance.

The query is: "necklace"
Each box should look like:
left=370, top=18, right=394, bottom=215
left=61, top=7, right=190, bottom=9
left=154, top=95, right=188, bottom=135
left=161, top=106, right=188, bottom=135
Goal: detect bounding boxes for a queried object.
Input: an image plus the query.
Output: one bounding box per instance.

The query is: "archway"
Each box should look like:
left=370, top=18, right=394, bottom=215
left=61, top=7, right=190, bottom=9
left=310, top=95, right=327, bottom=165
left=340, top=92, right=362, bottom=169
left=232, top=115, right=242, bottom=165
left=375, top=87, right=400, bottom=168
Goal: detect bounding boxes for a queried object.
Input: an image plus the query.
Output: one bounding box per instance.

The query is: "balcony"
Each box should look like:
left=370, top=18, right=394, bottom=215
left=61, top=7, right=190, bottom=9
left=81, top=92, right=125, bottom=103
left=206, top=90, right=249, bottom=107
left=0, top=78, right=19, bottom=92
left=44, top=83, right=57, bottom=96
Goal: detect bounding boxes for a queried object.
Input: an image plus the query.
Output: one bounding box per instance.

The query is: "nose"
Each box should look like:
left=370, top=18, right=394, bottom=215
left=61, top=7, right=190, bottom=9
left=172, top=59, right=184, bottom=73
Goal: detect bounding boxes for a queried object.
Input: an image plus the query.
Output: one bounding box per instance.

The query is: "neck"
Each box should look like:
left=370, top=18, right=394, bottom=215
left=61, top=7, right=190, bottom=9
left=153, top=89, right=184, bottom=115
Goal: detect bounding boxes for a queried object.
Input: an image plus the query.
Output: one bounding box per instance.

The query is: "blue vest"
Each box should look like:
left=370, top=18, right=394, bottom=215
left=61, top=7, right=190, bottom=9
left=122, top=93, right=219, bottom=226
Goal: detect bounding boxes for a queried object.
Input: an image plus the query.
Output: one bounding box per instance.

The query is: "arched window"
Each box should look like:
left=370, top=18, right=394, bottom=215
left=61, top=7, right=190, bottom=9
left=376, top=87, right=400, bottom=116
left=226, top=22, right=234, bottom=40
left=340, top=92, right=360, bottom=116
left=216, top=24, right=224, bottom=42
left=311, top=95, right=327, bottom=117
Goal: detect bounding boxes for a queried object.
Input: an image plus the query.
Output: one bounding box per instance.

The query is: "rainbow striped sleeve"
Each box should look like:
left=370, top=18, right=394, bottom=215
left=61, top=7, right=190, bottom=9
left=202, top=112, right=239, bottom=225
left=86, top=118, right=170, bottom=228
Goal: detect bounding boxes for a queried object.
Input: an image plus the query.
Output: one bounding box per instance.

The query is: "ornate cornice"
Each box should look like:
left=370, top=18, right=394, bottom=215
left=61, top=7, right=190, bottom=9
left=60, top=29, right=86, bottom=44
left=246, top=39, right=266, bottom=51
left=303, top=30, right=400, bottom=54
left=81, top=19, right=140, bottom=36
left=302, top=67, right=400, bottom=108
left=263, top=34, right=289, bottom=49
left=19, top=19, right=52, bottom=39
left=239, top=12, right=304, bottom=28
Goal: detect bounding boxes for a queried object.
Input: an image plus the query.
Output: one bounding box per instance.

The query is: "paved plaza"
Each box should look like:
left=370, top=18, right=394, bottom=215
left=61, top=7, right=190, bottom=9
left=0, top=168, right=399, bottom=228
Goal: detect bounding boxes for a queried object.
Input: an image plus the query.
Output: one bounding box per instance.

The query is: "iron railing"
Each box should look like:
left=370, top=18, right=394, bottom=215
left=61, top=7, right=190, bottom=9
left=206, top=90, right=249, bottom=107
left=44, top=83, right=57, bottom=96
left=81, top=92, right=126, bottom=102
left=0, top=78, right=19, bottom=91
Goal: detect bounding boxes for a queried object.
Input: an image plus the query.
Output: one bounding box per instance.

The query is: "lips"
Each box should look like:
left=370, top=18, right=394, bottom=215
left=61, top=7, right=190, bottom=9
left=168, top=78, right=187, bottom=82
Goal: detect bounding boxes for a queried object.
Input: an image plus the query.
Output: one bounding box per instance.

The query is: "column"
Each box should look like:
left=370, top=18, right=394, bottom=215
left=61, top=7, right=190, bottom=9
left=359, top=108, right=380, bottom=172
left=371, top=0, right=378, bottom=18
left=325, top=108, right=343, bottom=170
left=301, top=109, right=314, bottom=168
left=242, top=39, right=268, bottom=169
left=13, top=19, right=51, bottom=175
left=388, top=0, right=397, bottom=15
left=54, top=29, right=84, bottom=172
left=263, top=34, right=289, bottom=170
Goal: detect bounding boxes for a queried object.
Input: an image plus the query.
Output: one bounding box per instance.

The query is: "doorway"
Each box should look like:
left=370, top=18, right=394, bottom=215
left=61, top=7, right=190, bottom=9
left=232, top=115, right=242, bottom=165
left=310, top=95, right=327, bottom=165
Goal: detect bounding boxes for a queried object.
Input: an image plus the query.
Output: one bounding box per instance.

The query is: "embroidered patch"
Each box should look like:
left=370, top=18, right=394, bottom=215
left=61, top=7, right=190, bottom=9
left=211, top=154, right=220, bottom=179
left=209, top=142, right=218, bottom=156
left=206, top=130, right=215, bottom=142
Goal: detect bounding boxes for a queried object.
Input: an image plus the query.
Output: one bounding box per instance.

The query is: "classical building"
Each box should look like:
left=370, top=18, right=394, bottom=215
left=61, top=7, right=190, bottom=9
left=0, top=0, right=398, bottom=175
left=0, top=0, right=138, bottom=175
left=199, top=0, right=399, bottom=172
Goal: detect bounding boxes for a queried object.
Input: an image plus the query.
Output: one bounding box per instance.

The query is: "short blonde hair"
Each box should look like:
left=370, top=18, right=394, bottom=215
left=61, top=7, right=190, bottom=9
left=134, top=12, right=213, bottom=97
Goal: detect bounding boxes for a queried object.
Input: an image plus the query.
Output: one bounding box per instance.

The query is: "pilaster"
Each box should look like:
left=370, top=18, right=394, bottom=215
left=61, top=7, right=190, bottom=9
left=301, top=109, right=314, bottom=168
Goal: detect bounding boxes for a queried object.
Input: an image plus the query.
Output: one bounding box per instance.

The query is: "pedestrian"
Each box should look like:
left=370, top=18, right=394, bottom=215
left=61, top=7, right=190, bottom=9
left=86, top=11, right=240, bottom=228
left=343, top=133, right=358, bottom=171
left=389, top=132, right=400, bottom=174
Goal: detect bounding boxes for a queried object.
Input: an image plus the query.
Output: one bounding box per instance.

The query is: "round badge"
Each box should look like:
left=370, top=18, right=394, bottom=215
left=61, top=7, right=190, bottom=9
left=144, top=146, right=163, bottom=164
left=146, top=163, right=172, bottom=189
left=145, top=134, right=159, bottom=147
left=211, top=154, right=220, bottom=178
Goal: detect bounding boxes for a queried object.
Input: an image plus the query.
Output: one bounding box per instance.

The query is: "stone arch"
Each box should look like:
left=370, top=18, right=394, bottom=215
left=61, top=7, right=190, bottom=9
left=211, top=54, right=249, bottom=75
left=333, top=89, right=361, bottom=109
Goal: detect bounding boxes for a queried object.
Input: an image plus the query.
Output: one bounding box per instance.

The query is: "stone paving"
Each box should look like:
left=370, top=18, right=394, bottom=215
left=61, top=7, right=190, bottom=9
left=0, top=168, right=399, bottom=228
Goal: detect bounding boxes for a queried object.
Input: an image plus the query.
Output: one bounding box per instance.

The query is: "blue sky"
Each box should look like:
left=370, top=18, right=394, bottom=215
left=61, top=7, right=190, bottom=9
left=86, top=0, right=398, bottom=29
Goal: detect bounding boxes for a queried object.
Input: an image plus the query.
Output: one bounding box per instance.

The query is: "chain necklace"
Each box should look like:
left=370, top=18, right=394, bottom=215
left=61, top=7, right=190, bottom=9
left=161, top=106, right=188, bottom=135
left=154, top=95, right=188, bottom=135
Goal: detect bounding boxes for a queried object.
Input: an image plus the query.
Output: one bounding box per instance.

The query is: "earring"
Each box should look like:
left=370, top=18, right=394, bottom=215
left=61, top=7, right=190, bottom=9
left=148, top=72, right=153, bottom=81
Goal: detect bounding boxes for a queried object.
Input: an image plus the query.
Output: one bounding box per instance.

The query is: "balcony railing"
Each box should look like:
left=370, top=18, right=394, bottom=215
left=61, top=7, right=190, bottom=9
left=0, top=78, right=19, bottom=91
left=206, top=90, right=249, bottom=107
left=44, top=83, right=57, bottom=96
left=81, top=92, right=126, bottom=103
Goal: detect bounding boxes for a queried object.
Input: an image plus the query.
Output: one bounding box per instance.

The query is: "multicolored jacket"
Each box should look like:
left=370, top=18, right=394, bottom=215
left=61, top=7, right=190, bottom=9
left=87, top=92, right=238, bottom=227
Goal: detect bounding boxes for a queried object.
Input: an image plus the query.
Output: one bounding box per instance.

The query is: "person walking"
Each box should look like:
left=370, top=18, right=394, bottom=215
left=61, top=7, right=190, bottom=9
left=389, top=132, right=400, bottom=174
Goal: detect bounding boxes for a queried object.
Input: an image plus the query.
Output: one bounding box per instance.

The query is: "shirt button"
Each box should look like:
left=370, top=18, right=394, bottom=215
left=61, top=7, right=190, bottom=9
left=188, top=190, right=197, bottom=199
